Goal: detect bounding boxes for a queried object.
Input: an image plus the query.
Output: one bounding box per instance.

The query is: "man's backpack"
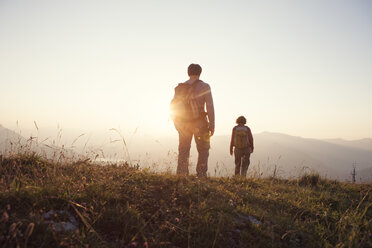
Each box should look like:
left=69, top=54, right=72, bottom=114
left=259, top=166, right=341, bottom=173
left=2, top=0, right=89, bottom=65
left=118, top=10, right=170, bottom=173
left=170, top=80, right=200, bottom=129
left=234, top=126, right=251, bottom=149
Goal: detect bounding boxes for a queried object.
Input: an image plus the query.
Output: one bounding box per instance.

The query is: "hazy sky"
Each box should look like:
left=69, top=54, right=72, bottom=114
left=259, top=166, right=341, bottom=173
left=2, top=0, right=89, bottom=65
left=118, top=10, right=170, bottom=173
left=1, top=0, right=371, bottom=140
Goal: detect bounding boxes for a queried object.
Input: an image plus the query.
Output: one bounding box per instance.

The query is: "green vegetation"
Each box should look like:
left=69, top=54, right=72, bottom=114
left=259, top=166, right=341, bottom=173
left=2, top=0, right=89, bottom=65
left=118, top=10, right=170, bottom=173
left=0, top=153, right=371, bottom=247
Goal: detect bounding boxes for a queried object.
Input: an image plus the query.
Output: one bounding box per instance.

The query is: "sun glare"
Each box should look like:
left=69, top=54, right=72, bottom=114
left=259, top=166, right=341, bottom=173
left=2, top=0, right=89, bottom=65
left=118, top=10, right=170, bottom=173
left=145, top=100, right=174, bottom=135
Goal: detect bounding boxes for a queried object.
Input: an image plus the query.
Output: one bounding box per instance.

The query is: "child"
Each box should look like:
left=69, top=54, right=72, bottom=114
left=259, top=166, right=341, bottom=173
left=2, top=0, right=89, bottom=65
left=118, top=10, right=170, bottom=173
left=230, top=116, right=254, bottom=177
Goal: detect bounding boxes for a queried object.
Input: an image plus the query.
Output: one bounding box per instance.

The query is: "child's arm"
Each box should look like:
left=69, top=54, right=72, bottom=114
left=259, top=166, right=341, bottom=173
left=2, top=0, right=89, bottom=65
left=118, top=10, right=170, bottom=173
left=230, top=127, right=235, bottom=155
left=248, top=127, right=254, bottom=153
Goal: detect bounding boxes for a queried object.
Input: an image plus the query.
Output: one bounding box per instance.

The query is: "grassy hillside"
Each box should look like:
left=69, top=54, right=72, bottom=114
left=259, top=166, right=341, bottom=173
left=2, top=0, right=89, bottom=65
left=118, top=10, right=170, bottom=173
left=0, top=153, right=371, bottom=248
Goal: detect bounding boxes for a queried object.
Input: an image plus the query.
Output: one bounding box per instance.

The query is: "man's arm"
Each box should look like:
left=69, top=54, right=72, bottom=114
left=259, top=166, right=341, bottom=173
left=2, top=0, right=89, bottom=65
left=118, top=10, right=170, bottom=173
left=230, top=127, right=235, bottom=155
left=205, top=84, right=215, bottom=135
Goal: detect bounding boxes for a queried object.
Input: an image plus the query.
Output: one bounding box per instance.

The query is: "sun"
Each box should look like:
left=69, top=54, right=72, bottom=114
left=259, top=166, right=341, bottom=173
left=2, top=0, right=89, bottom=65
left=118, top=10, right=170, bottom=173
left=145, top=99, right=175, bottom=135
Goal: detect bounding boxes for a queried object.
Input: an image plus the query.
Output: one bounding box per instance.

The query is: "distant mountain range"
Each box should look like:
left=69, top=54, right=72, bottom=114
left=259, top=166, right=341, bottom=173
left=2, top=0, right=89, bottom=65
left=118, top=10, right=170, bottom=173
left=325, top=138, right=372, bottom=151
left=0, top=124, right=26, bottom=152
left=0, top=124, right=75, bottom=159
left=210, top=132, right=372, bottom=182
left=1, top=124, right=371, bottom=182
left=96, top=131, right=372, bottom=182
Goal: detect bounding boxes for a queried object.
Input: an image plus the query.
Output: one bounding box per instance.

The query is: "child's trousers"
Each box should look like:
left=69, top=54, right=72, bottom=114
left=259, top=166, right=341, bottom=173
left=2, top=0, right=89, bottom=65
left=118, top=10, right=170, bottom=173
left=234, top=147, right=251, bottom=176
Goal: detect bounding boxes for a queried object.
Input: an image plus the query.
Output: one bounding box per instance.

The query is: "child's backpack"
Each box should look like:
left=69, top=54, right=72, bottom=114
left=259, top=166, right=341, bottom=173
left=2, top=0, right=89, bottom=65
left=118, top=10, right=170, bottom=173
left=170, top=80, right=200, bottom=129
left=234, top=126, right=251, bottom=149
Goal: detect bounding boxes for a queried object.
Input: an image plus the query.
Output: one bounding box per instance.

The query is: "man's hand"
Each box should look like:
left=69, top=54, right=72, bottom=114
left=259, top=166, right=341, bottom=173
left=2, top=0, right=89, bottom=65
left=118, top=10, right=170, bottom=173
left=209, top=127, right=214, bottom=136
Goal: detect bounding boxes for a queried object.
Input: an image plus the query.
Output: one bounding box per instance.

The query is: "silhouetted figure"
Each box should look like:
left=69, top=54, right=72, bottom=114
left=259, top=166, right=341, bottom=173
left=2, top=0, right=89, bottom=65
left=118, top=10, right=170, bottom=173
left=170, top=64, right=215, bottom=177
left=230, top=116, right=254, bottom=177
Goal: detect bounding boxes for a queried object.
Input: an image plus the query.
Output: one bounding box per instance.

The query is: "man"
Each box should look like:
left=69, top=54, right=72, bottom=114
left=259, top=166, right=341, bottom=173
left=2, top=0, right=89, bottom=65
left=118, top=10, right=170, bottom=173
left=173, top=64, right=215, bottom=177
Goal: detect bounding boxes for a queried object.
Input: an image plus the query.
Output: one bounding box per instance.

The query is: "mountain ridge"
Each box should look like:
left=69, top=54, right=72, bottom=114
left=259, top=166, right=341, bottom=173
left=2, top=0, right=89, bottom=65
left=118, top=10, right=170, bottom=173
left=1, top=125, right=371, bottom=182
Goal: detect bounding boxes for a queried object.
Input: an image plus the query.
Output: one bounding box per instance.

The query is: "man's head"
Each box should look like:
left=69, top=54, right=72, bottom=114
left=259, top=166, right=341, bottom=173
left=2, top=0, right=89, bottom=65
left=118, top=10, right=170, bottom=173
left=188, top=64, right=202, bottom=76
left=236, top=116, right=247, bottom=125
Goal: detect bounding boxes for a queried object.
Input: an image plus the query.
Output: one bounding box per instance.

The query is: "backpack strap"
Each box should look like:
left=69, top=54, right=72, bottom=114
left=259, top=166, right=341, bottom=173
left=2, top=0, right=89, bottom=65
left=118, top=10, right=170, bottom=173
left=186, top=79, right=199, bottom=99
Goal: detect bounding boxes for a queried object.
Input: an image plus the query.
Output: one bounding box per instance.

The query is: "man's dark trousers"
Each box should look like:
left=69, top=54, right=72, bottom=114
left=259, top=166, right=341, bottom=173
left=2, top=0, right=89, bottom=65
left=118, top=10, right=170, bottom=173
left=177, top=119, right=210, bottom=177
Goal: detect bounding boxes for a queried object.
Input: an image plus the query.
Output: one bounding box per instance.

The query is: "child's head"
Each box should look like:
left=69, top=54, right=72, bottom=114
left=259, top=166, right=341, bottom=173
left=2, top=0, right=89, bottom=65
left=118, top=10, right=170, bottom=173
left=236, top=116, right=247, bottom=125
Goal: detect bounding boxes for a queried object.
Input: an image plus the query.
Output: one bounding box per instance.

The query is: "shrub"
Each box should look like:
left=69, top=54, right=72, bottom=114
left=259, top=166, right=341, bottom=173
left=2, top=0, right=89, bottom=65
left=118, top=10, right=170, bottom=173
left=298, top=173, right=320, bottom=187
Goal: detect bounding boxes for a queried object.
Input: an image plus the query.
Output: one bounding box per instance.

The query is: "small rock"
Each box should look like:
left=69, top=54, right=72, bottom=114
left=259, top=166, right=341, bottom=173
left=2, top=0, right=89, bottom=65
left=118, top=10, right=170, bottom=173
left=43, top=210, right=79, bottom=233
left=248, top=215, right=262, bottom=225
